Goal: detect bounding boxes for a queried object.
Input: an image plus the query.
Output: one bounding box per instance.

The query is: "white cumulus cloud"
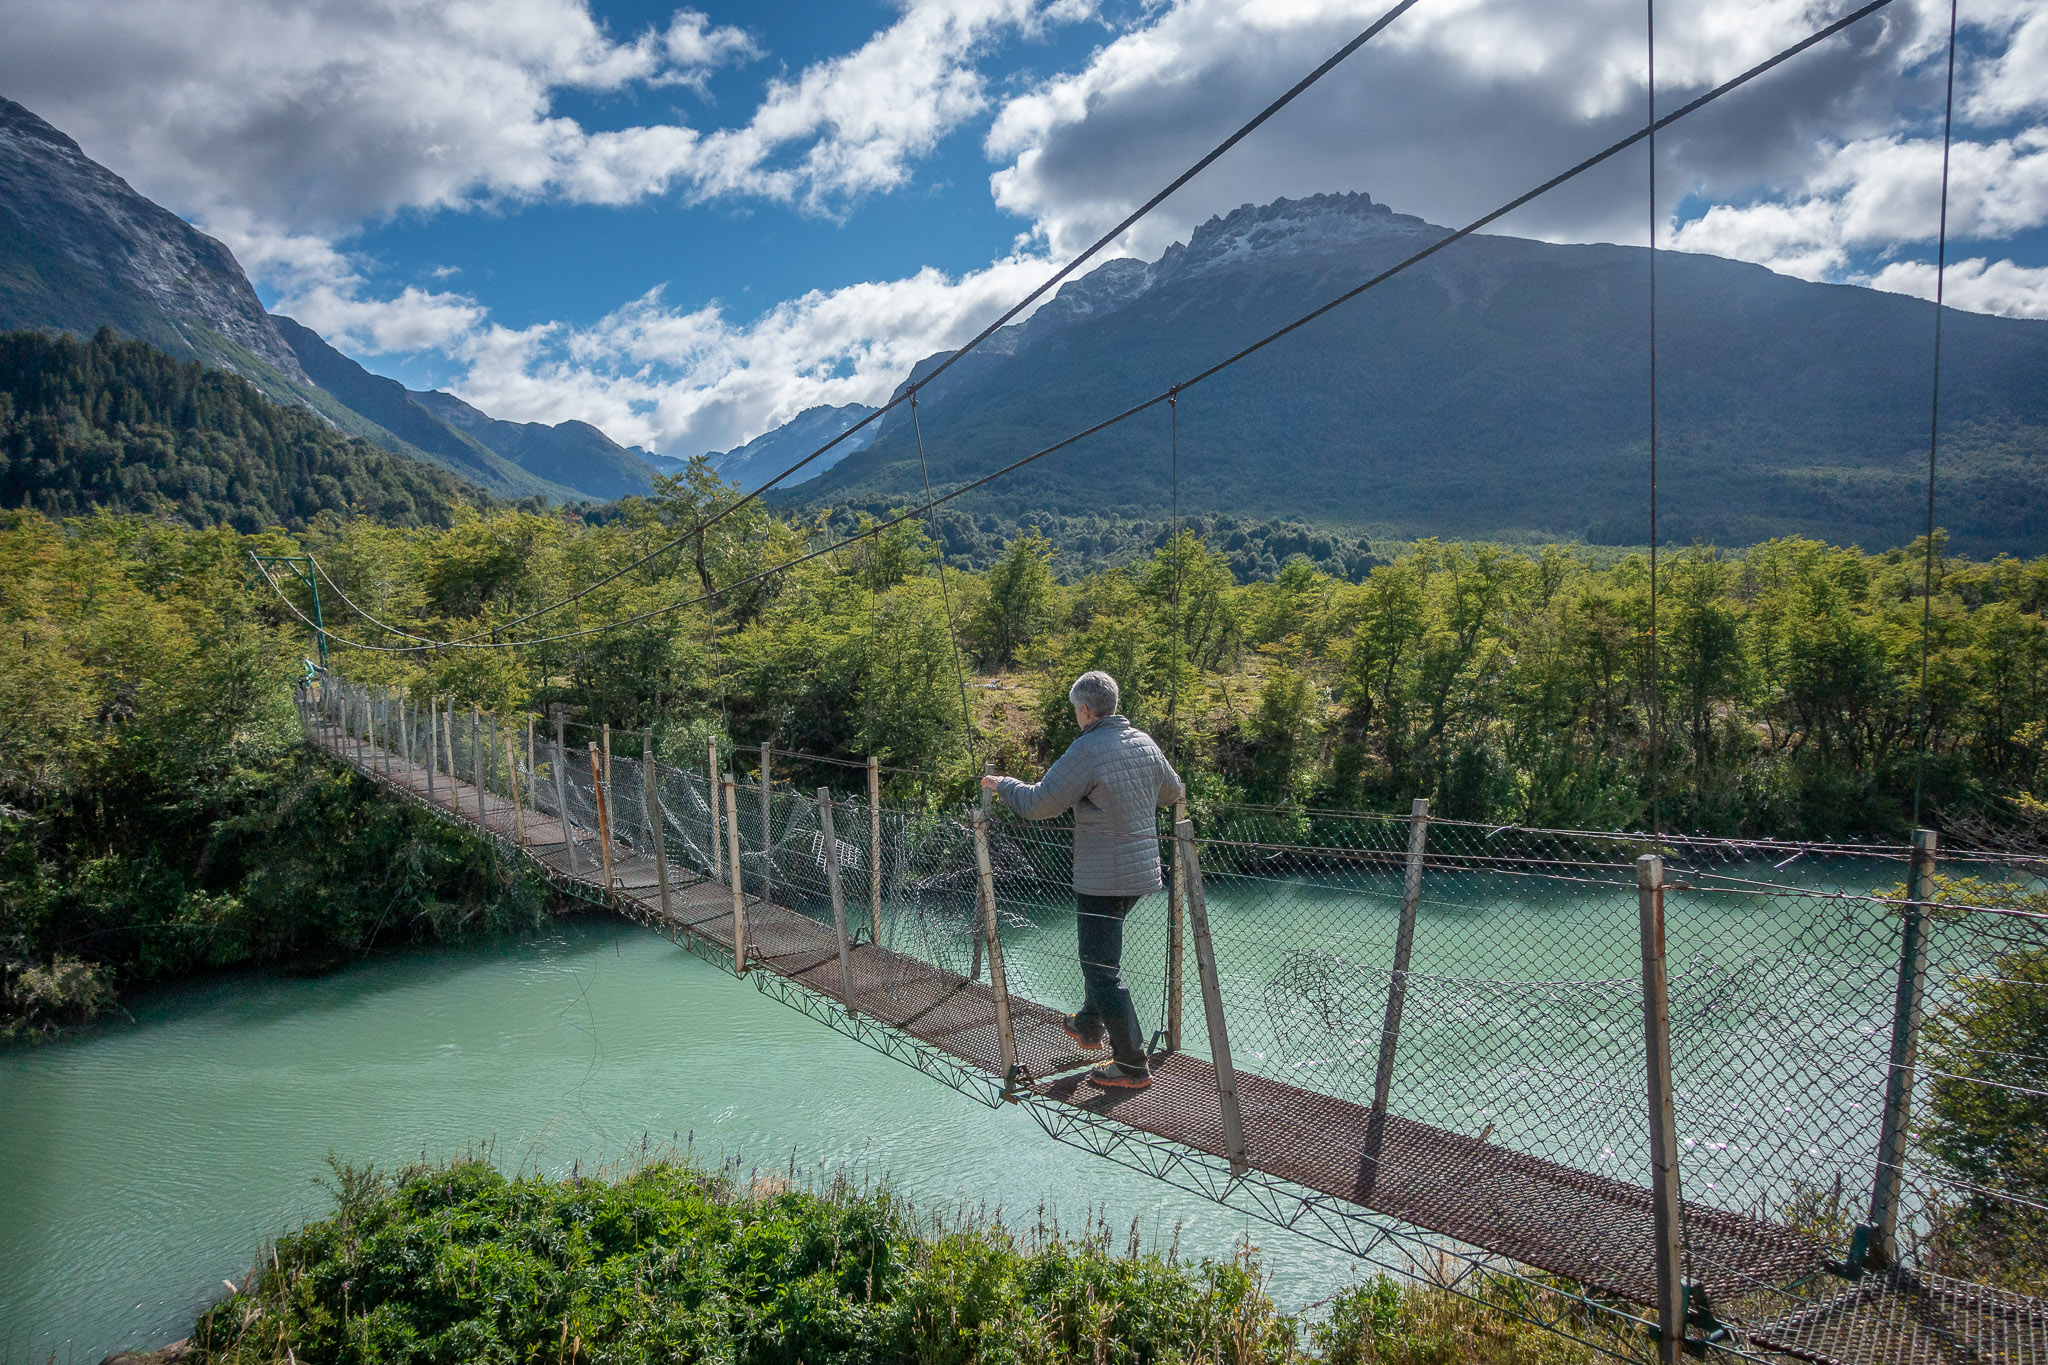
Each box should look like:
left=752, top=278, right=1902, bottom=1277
left=982, top=0, right=1938, bottom=261
left=0, top=0, right=761, bottom=230
left=433, top=253, right=1059, bottom=456
left=1670, top=130, right=2048, bottom=279
left=1863, top=256, right=2048, bottom=319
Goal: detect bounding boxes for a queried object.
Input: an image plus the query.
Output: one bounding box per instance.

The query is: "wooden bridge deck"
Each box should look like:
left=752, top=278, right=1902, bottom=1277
left=309, top=724, right=2042, bottom=1364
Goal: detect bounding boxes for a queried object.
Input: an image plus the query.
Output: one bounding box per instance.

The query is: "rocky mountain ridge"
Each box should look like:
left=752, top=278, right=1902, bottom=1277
left=792, top=191, right=2048, bottom=555
left=0, top=96, right=307, bottom=385
left=706, top=402, right=878, bottom=493
left=0, top=96, right=654, bottom=505
left=413, top=389, right=654, bottom=501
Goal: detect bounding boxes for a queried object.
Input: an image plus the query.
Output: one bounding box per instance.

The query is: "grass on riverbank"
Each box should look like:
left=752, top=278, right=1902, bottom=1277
left=190, top=1156, right=1628, bottom=1365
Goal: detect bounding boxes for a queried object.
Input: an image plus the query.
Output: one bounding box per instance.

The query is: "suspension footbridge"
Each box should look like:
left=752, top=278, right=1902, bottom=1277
left=302, top=681, right=2046, bottom=1365
left=239, top=0, right=2047, bottom=1357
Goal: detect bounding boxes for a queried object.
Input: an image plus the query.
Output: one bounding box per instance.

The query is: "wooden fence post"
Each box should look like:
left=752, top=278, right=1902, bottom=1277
left=867, top=756, right=883, bottom=944
left=820, top=789, right=858, bottom=1015
left=1638, top=854, right=1685, bottom=1365
left=553, top=719, right=578, bottom=875
left=1363, top=797, right=1430, bottom=1193
left=708, top=739, right=724, bottom=885
left=724, top=774, right=747, bottom=973
left=971, top=761, right=995, bottom=981
left=1167, top=796, right=1187, bottom=1052
left=504, top=729, right=525, bottom=846
left=599, top=724, right=613, bottom=850
left=972, top=807, right=1020, bottom=1094
left=588, top=743, right=614, bottom=890
left=1175, top=818, right=1247, bottom=1173
left=759, top=743, right=774, bottom=908
left=1866, top=828, right=1937, bottom=1268
left=470, top=706, right=485, bottom=826
left=646, top=733, right=671, bottom=919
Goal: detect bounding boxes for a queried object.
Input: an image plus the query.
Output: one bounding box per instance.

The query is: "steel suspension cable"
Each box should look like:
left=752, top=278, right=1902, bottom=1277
left=333, top=1, right=1428, bottom=656
left=258, top=0, right=1898, bottom=660
left=1646, top=0, right=1662, bottom=841
left=911, top=394, right=979, bottom=761
left=1162, top=389, right=1185, bottom=1017
left=306, top=553, right=440, bottom=644
left=1911, top=0, right=1960, bottom=830
left=1167, top=390, right=1184, bottom=759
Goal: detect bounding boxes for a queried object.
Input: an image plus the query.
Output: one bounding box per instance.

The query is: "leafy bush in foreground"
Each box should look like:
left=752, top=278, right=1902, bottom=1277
left=193, top=1157, right=1618, bottom=1365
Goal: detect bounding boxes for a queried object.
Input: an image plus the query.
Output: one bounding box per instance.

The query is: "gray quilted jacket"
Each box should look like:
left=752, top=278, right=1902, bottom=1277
left=995, top=715, right=1185, bottom=896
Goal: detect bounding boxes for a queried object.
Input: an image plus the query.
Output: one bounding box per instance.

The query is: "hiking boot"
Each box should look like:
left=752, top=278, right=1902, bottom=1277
left=1088, top=1061, right=1152, bottom=1090
left=1062, top=1013, right=1107, bottom=1050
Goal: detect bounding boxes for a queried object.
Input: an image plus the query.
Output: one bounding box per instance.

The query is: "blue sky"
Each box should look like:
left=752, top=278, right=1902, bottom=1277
left=347, top=1, right=1134, bottom=347
left=2, top=0, right=2043, bottom=456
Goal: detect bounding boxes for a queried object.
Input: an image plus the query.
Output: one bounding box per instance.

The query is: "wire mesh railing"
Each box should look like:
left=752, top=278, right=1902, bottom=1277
left=302, top=677, right=2047, bottom=1361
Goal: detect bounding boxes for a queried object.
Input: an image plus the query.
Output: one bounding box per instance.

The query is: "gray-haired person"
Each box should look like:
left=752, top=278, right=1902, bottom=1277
left=981, top=670, right=1184, bottom=1090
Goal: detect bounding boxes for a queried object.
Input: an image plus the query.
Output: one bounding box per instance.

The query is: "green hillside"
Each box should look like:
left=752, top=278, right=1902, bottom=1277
left=272, top=315, right=583, bottom=502
left=0, top=329, right=483, bottom=530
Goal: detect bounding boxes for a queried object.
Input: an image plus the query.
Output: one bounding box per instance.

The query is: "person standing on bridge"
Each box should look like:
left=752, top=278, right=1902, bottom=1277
left=982, top=670, right=1183, bottom=1091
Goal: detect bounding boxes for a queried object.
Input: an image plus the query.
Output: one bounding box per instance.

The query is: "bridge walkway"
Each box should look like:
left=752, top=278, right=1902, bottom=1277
left=308, top=721, right=1832, bottom=1318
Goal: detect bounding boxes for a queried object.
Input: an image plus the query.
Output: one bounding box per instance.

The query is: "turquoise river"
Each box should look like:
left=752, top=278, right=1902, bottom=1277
left=2, top=916, right=1368, bottom=1363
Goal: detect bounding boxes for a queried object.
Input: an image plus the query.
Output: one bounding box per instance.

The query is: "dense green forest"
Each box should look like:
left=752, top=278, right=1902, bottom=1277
left=0, top=511, right=544, bottom=1037
left=818, top=503, right=1386, bottom=581
left=296, top=463, right=2047, bottom=839
left=0, top=329, right=486, bottom=530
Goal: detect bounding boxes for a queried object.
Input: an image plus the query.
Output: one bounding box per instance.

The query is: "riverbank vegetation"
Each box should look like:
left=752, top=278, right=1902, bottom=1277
left=291, top=464, right=2046, bottom=838
left=1920, top=867, right=2048, bottom=1291
left=0, top=510, right=547, bottom=1038
left=189, top=1154, right=1617, bottom=1365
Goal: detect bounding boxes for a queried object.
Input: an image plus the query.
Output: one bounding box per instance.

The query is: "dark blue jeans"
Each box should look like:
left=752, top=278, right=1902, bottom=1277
left=1075, top=893, right=1147, bottom=1069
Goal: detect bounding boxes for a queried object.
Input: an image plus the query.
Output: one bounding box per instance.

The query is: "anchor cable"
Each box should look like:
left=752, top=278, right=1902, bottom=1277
left=1647, top=0, right=1662, bottom=842
left=912, top=395, right=980, bottom=763
left=1910, top=0, right=1960, bottom=831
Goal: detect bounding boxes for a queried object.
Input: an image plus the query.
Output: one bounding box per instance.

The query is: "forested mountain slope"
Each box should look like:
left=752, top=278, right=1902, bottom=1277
left=412, top=388, right=655, bottom=501
left=795, top=194, right=2048, bottom=556
left=270, top=316, right=577, bottom=502
left=0, top=330, right=481, bottom=530
left=707, top=402, right=877, bottom=492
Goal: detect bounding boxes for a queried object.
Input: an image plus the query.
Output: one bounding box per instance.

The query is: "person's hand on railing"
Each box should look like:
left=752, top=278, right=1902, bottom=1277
left=980, top=774, right=1002, bottom=794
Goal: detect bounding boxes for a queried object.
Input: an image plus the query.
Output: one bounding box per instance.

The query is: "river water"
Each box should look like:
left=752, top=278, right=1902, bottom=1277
left=3, top=843, right=1946, bottom=1364
left=2, top=917, right=1370, bottom=1364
